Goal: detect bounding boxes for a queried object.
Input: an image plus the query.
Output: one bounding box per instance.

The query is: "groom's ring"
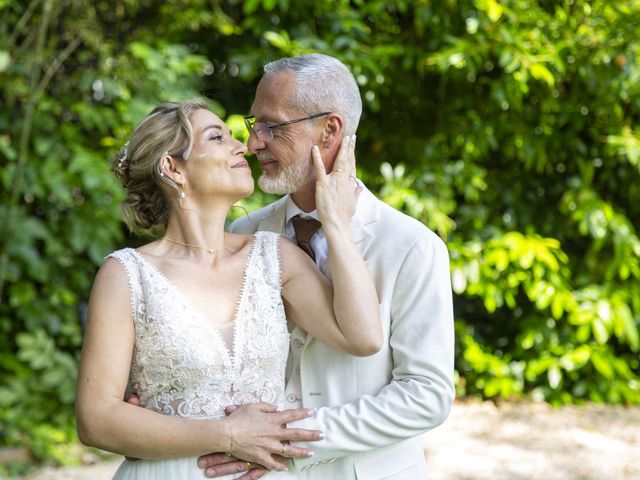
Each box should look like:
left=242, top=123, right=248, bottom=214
left=245, top=462, right=252, bottom=470
left=281, top=443, right=287, bottom=456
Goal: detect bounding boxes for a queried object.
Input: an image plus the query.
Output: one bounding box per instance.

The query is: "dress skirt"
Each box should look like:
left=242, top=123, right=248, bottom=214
left=113, top=456, right=297, bottom=480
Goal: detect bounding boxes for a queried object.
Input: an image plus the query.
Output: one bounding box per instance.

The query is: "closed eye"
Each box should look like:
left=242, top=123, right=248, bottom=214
left=209, top=135, right=223, bottom=142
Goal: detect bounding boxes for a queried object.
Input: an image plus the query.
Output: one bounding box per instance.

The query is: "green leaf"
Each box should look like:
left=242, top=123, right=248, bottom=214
left=592, top=318, right=610, bottom=344
left=622, top=312, right=640, bottom=351
left=548, top=365, right=562, bottom=389
left=263, top=0, right=278, bottom=10
left=263, top=31, right=290, bottom=50
left=0, top=50, right=9, bottom=72
left=243, top=0, right=261, bottom=14
left=560, top=346, right=591, bottom=371
left=591, top=351, right=614, bottom=379
left=529, top=63, right=555, bottom=87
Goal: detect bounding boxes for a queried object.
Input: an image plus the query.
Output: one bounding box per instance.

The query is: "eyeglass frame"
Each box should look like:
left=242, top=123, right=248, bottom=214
left=243, top=112, right=332, bottom=141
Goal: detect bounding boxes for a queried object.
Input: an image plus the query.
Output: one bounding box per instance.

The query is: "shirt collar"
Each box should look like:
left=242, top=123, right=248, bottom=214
left=285, top=196, right=319, bottom=224
left=284, top=178, right=363, bottom=225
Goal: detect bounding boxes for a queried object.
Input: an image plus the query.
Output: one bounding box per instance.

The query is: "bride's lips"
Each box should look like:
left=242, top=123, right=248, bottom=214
left=232, top=160, right=250, bottom=169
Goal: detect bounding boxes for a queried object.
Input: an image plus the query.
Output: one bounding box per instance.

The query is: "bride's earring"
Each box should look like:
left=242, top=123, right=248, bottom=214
left=179, top=188, right=186, bottom=208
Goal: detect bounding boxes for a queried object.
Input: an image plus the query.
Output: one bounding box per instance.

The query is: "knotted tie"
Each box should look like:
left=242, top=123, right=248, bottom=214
left=291, top=215, right=322, bottom=262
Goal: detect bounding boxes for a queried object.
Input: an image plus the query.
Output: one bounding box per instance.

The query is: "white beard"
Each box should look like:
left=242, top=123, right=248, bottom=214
left=258, top=155, right=315, bottom=194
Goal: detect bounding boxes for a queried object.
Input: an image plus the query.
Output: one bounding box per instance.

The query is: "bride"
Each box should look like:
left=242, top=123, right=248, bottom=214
left=75, top=99, right=381, bottom=479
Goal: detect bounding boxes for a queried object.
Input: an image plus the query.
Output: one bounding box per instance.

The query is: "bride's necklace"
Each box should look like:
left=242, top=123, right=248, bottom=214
left=164, top=237, right=220, bottom=254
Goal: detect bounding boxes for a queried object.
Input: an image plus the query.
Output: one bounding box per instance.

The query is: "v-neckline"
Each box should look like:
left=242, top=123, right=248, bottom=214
left=129, top=234, right=258, bottom=368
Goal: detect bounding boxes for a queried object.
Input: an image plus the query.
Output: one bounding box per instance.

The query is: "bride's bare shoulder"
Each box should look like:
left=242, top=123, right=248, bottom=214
left=226, top=232, right=258, bottom=253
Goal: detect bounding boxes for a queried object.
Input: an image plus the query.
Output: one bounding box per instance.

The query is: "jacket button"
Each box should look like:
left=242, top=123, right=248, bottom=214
left=287, top=394, right=298, bottom=403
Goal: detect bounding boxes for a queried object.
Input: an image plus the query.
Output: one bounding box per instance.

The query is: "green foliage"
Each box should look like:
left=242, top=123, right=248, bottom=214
left=361, top=0, right=640, bottom=405
left=1, top=0, right=639, bottom=468
left=0, top=0, right=226, bottom=467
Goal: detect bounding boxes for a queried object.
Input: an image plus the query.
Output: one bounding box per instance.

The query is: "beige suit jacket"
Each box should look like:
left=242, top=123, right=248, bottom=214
left=229, top=186, right=455, bottom=479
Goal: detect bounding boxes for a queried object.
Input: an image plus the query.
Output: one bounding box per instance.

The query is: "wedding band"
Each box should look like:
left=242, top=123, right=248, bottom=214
left=334, top=168, right=344, bottom=173
left=245, top=462, right=252, bottom=470
left=281, top=443, right=286, bottom=456
left=224, top=452, right=233, bottom=457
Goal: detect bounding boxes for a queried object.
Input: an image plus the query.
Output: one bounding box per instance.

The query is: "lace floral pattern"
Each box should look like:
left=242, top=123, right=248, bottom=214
left=108, top=231, right=289, bottom=419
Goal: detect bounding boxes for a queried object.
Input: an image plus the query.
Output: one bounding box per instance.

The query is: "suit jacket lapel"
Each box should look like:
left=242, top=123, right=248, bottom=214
left=350, top=186, right=379, bottom=258
left=257, top=196, right=288, bottom=233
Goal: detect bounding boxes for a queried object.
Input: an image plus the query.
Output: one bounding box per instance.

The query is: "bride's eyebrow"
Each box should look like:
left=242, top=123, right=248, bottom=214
left=202, top=125, right=223, bottom=134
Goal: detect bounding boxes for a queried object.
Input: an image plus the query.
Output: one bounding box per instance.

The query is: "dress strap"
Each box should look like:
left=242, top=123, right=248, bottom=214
left=106, top=248, right=144, bottom=325
left=251, top=231, right=282, bottom=291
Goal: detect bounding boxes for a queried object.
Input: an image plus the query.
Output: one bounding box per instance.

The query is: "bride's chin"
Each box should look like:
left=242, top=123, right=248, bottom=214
left=237, top=182, right=255, bottom=200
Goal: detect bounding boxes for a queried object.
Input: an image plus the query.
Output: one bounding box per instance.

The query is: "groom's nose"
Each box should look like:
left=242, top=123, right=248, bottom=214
left=247, top=130, right=267, bottom=154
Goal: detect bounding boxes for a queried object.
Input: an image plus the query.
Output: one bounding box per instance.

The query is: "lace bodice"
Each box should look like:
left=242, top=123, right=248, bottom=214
left=108, top=231, right=289, bottom=419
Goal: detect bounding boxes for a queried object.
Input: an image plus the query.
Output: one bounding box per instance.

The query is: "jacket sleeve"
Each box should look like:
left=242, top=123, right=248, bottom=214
left=290, top=233, right=455, bottom=468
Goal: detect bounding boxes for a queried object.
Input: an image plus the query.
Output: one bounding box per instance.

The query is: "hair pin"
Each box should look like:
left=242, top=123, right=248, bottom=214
left=118, top=141, right=130, bottom=168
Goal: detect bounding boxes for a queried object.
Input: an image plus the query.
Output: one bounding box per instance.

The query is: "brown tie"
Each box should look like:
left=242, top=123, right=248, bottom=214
left=291, top=215, right=322, bottom=262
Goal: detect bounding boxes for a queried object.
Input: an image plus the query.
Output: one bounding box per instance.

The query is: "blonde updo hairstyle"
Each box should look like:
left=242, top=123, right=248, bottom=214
left=112, top=99, right=210, bottom=231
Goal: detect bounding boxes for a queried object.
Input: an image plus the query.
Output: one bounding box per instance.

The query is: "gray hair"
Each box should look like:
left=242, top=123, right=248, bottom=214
left=263, top=54, right=362, bottom=135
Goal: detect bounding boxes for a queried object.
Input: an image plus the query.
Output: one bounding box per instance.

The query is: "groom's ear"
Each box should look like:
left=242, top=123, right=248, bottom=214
left=320, top=114, right=344, bottom=150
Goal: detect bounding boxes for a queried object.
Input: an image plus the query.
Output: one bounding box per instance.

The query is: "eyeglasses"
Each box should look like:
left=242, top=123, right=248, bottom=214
left=244, top=112, right=331, bottom=141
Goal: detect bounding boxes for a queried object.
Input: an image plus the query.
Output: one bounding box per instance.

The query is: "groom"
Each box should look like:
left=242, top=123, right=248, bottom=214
left=199, top=53, right=455, bottom=479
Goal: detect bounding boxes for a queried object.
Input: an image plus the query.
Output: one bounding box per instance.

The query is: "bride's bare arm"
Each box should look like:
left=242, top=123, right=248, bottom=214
left=281, top=136, right=382, bottom=356
left=76, top=259, right=320, bottom=469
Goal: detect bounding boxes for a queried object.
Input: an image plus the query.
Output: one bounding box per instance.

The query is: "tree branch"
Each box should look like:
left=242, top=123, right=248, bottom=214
left=34, top=34, right=83, bottom=100
left=7, top=0, right=42, bottom=48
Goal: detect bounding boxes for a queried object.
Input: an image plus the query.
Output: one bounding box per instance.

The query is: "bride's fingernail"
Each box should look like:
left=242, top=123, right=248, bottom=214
left=306, top=451, right=314, bottom=458
left=307, top=408, right=315, bottom=416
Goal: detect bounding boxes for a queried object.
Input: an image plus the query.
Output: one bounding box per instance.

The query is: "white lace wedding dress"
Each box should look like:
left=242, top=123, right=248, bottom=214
left=108, top=232, right=295, bottom=479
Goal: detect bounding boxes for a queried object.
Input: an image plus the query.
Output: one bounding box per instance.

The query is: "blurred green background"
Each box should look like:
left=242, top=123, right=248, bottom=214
left=1, top=0, right=639, bottom=472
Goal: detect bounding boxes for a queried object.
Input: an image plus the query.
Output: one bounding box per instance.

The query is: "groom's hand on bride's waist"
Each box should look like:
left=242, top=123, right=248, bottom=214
left=197, top=452, right=275, bottom=479
left=124, top=392, right=141, bottom=406
left=198, top=452, right=290, bottom=479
